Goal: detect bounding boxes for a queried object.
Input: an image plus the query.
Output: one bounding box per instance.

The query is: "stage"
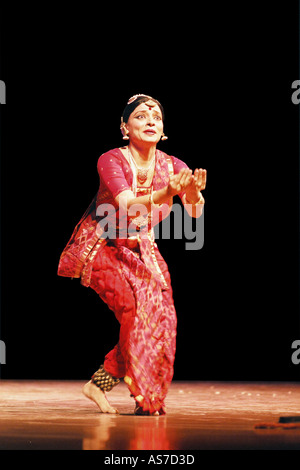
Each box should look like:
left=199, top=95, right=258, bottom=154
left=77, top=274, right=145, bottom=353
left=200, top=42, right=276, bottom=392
left=0, top=380, right=299, bottom=450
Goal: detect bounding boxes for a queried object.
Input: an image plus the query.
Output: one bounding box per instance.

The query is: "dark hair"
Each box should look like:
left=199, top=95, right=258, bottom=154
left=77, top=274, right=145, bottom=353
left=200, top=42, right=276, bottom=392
left=121, top=94, right=165, bottom=123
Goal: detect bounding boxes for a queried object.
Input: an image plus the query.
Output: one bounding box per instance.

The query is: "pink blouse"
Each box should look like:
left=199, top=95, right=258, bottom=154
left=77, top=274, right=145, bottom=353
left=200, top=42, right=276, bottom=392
left=96, top=148, right=189, bottom=202
left=57, top=147, right=189, bottom=284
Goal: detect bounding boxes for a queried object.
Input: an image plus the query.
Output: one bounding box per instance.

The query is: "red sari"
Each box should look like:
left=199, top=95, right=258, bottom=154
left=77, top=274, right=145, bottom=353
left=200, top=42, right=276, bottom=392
left=58, top=147, right=188, bottom=414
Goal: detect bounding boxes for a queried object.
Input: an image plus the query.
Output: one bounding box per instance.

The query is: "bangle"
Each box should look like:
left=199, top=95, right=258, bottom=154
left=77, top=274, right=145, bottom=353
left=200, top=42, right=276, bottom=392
left=149, top=190, right=161, bottom=209
left=185, top=193, right=205, bottom=205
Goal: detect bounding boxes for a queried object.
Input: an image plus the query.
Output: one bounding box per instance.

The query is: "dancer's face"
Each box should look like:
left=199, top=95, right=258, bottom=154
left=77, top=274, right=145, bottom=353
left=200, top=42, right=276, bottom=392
left=125, top=101, right=164, bottom=146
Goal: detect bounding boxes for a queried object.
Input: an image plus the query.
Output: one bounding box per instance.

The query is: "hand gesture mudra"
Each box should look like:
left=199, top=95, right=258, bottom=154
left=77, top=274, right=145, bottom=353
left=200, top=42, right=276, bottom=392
left=167, top=169, right=193, bottom=196
left=167, top=168, right=207, bottom=199
left=191, top=168, right=207, bottom=192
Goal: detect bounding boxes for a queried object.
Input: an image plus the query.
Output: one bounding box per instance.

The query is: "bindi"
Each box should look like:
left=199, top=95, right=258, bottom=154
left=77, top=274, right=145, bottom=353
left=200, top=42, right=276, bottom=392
left=145, top=100, right=156, bottom=111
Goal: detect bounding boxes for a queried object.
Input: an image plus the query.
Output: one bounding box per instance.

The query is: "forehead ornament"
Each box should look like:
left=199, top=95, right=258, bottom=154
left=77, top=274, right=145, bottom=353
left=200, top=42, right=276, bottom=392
left=127, top=94, right=149, bottom=104
left=145, top=100, right=156, bottom=109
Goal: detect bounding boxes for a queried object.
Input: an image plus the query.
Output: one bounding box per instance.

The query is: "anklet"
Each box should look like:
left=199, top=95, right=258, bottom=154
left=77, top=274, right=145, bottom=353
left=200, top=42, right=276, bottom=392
left=91, top=365, right=120, bottom=392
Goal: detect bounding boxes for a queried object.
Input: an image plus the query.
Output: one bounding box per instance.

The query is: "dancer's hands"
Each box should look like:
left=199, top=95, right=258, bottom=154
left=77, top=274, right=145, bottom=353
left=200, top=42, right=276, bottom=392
left=167, top=168, right=193, bottom=196
left=167, top=167, right=207, bottom=202
left=185, top=168, right=207, bottom=203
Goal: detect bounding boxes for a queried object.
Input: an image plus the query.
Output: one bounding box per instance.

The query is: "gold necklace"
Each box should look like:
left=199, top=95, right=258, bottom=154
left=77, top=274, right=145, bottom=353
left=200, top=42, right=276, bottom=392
left=128, top=148, right=156, bottom=184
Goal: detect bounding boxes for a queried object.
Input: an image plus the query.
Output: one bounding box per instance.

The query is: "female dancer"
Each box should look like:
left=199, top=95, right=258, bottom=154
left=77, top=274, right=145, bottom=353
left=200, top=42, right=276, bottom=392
left=58, top=94, right=206, bottom=415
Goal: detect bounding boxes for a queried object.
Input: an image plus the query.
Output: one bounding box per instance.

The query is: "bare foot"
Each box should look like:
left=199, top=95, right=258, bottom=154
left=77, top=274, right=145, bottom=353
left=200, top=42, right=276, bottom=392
left=82, top=381, right=119, bottom=414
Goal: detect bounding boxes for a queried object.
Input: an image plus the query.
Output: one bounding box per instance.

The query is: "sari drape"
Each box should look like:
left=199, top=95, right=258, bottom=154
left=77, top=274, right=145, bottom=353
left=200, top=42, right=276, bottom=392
left=58, top=148, right=189, bottom=414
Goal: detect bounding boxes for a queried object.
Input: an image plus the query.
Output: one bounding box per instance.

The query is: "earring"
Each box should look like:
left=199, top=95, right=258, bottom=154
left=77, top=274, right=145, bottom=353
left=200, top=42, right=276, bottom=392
left=161, top=133, right=168, bottom=141
left=120, top=121, right=129, bottom=140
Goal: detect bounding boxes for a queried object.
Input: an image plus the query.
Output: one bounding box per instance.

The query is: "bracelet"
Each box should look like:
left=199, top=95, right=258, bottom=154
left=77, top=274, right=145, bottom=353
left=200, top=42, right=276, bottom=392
left=185, top=193, right=205, bottom=206
left=149, top=190, right=161, bottom=209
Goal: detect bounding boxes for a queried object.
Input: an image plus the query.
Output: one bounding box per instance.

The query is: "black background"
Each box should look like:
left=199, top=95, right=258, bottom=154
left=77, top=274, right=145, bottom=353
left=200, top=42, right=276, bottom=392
left=0, top=4, right=299, bottom=382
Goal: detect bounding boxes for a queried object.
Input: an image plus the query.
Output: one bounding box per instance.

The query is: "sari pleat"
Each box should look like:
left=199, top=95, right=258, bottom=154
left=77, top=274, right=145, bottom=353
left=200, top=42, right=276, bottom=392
left=90, top=238, right=177, bottom=415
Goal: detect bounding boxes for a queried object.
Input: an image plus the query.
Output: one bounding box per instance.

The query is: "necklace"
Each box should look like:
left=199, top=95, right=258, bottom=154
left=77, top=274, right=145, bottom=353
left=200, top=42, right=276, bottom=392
left=128, top=147, right=156, bottom=184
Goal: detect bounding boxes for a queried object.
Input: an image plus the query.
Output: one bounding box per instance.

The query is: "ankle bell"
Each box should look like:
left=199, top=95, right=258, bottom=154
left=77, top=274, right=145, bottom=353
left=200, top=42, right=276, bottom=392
left=91, top=365, right=120, bottom=392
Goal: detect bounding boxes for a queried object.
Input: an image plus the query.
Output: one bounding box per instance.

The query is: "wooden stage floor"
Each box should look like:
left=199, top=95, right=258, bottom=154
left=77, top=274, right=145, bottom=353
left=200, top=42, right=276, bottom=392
left=0, top=380, right=299, bottom=450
